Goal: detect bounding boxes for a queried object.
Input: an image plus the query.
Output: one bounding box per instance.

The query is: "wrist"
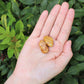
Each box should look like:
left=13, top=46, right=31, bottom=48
left=5, top=73, right=41, bottom=84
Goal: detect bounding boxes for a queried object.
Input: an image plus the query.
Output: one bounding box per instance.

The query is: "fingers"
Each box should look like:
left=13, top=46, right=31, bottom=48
left=54, top=40, right=73, bottom=73
left=57, top=8, right=75, bottom=45
left=40, top=4, right=61, bottom=38
left=50, top=2, right=69, bottom=39
left=30, top=10, right=48, bottom=38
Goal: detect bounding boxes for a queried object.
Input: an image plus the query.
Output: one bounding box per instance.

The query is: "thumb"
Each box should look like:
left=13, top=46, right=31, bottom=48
left=54, top=40, right=73, bottom=73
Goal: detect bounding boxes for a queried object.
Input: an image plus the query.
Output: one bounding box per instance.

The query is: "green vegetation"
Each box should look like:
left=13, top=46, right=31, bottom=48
left=0, top=0, right=84, bottom=84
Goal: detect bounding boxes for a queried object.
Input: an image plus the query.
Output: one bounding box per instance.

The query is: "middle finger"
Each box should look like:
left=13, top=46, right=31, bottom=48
left=50, top=2, right=69, bottom=40
left=40, top=4, right=61, bottom=38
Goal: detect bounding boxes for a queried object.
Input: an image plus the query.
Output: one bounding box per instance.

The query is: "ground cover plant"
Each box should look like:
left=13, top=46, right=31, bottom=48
left=0, top=0, right=84, bottom=84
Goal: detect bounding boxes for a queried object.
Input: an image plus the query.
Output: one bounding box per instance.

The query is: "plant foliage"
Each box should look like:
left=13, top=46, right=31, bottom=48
left=0, top=0, right=84, bottom=84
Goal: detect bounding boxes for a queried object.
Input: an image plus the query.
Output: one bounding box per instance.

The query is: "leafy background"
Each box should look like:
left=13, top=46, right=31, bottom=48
left=0, top=0, right=84, bottom=84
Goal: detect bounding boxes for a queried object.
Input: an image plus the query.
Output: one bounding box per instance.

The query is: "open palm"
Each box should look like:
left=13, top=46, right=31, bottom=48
left=13, top=2, right=75, bottom=84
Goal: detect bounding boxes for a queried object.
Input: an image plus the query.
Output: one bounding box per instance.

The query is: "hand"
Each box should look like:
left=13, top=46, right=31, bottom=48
left=5, top=2, right=75, bottom=84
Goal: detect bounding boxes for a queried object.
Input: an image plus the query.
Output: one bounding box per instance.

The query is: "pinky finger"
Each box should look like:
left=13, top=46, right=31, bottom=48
left=54, top=40, right=73, bottom=74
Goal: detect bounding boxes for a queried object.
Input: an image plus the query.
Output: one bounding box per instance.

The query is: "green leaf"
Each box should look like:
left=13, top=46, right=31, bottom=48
left=74, top=53, right=84, bottom=61
left=21, top=6, right=32, bottom=16
left=20, top=32, right=26, bottom=41
left=0, top=34, right=6, bottom=40
left=0, top=44, right=8, bottom=50
left=1, top=68, right=8, bottom=76
left=10, top=28, right=16, bottom=37
left=0, top=65, right=6, bottom=71
left=74, top=2, right=81, bottom=9
left=1, top=14, right=7, bottom=28
left=7, top=10, right=16, bottom=26
left=14, top=48, right=20, bottom=59
left=15, top=20, right=24, bottom=33
left=36, top=0, right=42, bottom=4
left=62, top=75, right=78, bottom=84
left=11, top=0, right=20, bottom=17
left=70, top=59, right=79, bottom=65
left=10, top=59, right=16, bottom=70
left=0, top=1, right=6, bottom=15
left=7, top=47, right=14, bottom=58
left=6, top=2, right=12, bottom=10
left=6, top=26, right=10, bottom=34
left=32, top=6, right=39, bottom=15
left=1, top=37, right=11, bottom=44
left=28, top=16, right=36, bottom=26
left=68, top=63, right=84, bottom=75
left=40, top=0, right=48, bottom=13
left=47, top=0, right=59, bottom=12
left=69, top=0, right=75, bottom=8
left=16, top=32, right=26, bottom=41
left=75, top=8, right=84, bottom=18
left=16, top=40, right=21, bottom=48
left=70, top=26, right=83, bottom=35
left=0, top=26, right=5, bottom=34
left=78, top=0, right=84, bottom=2
left=73, top=19, right=81, bottom=26
left=73, top=35, right=84, bottom=52
left=21, top=13, right=33, bottom=23
left=59, top=0, right=63, bottom=4
left=0, top=0, right=6, bottom=9
left=7, top=69, right=13, bottom=78
left=19, top=0, right=34, bottom=5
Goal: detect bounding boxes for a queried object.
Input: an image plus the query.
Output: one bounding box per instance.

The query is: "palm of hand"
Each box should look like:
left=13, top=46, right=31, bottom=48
left=14, top=2, right=74, bottom=84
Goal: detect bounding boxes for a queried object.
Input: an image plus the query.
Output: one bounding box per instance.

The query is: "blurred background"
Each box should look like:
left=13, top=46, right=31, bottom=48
left=0, top=0, right=84, bottom=84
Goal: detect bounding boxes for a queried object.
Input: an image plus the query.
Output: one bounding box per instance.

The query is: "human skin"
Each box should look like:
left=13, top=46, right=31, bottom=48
left=5, top=2, right=75, bottom=84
